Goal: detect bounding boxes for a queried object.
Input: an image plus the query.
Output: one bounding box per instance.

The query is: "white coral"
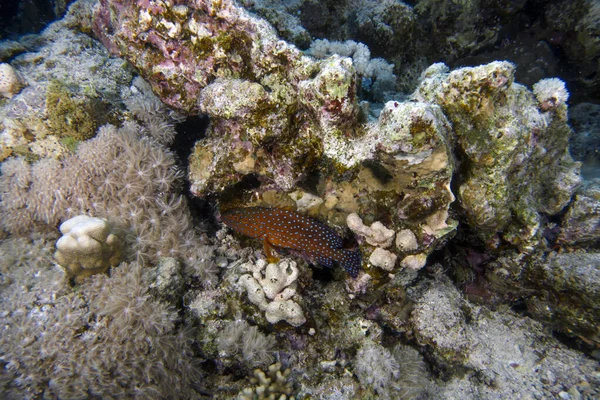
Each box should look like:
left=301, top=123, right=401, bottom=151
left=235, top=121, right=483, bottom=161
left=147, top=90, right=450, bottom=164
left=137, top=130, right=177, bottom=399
left=54, top=215, right=123, bottom=281
left=532, top=78, right=569, bottom=111
left=347, top=213, right=395, bottom=248
left=369, top=247, right=397, bottom=271
left=238, top=259, right=306, bottom=327
left=0, top=63, right=24, bottom=99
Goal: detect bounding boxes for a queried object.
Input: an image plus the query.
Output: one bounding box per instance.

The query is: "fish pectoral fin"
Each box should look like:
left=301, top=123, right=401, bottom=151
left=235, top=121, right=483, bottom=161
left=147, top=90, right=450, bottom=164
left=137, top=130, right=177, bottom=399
left=263, top=238, right=280, bottom=264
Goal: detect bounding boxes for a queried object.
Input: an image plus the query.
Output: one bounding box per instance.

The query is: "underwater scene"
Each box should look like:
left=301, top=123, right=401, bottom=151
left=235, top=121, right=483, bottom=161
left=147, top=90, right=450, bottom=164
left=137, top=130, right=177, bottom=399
left=0, top=0, right=599, bottom=398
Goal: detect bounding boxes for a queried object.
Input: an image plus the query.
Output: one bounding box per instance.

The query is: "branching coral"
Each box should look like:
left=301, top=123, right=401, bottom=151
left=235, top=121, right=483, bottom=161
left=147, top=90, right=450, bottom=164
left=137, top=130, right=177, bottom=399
left=239, top=362, right=295, bottom=400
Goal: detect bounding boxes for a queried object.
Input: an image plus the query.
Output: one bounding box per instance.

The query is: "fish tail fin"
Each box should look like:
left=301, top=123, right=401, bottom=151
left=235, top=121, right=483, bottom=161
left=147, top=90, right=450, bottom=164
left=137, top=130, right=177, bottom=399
left=334, top=248, right=362, bottom=278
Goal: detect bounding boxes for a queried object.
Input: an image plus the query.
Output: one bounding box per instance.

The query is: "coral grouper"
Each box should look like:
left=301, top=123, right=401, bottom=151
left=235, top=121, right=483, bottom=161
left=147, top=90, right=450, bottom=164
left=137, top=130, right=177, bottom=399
left=222, top=207, right=361, bottom=278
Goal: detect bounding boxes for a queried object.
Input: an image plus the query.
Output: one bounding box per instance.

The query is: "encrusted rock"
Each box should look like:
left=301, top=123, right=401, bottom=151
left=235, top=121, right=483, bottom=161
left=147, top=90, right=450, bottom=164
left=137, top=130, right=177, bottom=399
left=415, top=61, right=581, bottom=251
left=558, top=179, right=600, bottom=248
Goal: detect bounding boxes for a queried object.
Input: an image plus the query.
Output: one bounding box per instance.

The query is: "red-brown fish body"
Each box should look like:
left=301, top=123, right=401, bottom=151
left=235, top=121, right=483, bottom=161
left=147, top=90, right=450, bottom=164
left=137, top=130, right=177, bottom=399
left=221, top=207, right=361, bottom=278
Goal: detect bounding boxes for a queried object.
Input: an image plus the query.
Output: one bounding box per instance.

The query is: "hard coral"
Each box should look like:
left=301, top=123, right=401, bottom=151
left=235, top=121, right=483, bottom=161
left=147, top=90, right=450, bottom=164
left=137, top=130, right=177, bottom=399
left=239, top=362, right=295, bottom=400
left=54, top=215, right=123, bottom=282
left=0, top=63, right=24, bottom=99
left=238, top=259, right=306, bottom=327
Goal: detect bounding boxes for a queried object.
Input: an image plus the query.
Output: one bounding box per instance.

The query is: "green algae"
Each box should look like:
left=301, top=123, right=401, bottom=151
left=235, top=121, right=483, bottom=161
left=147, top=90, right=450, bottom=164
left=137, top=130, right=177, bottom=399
left=45, top=81, right=96, bottom=141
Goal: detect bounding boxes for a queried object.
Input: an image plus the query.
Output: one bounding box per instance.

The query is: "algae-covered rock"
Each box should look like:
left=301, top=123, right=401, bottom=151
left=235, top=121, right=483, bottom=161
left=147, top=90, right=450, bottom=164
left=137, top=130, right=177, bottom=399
left=524, top=252, right=600, bottom=346
left=93, top=0, right=458, bottom=273
left=93, top=0, right=315, bottom=114
left=411, top=277, right=600, bottom=398
left=558, top=179, right=600, bottom=248
left=0, top=16, right=131, bottom=160
left=415, top=61, right=581, bottom=251
left=46, top=81, right=97, bottom=141
left=569, top=102, right=600, bottom=180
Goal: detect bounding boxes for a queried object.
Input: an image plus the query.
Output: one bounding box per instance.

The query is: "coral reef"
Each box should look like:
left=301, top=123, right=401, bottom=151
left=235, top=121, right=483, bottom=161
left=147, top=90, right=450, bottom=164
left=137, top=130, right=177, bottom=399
left=91, top=0, right=457, bottom=277
left=0, top=238, right=201, bottom=398
left=0, top=0, right=599, bottom=398
left=415, top=62, right=581, bottom=250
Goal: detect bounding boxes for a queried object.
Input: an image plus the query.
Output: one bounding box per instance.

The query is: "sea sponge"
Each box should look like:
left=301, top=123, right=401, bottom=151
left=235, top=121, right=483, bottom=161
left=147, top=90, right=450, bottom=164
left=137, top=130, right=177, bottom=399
left=369, top=247, right=397, bottom=271
left=54, top=215, right=123, bottom=281
left=395, top=228, right=418, bottom=251
left=0, top=63, right=24, bottom=99
left=265, top=299, right=306, bottom=327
